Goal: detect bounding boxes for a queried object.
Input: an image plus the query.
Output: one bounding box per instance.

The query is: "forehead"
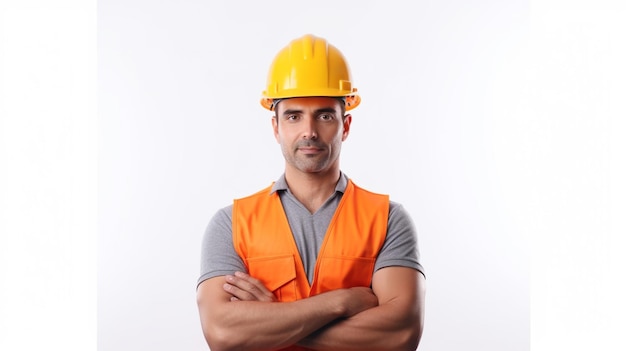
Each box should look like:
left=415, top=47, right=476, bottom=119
left=276, top=97, right=342, bottom=114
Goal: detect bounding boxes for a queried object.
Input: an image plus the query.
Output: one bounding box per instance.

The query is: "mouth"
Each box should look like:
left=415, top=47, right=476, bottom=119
left=297, top=147, right=324, bottom=154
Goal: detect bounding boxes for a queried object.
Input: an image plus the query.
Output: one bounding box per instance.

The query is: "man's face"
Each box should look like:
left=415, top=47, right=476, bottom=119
left=272, top=97, right=352, bottom=175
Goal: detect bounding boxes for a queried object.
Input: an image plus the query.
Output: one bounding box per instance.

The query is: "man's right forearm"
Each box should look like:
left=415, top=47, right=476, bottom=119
left=197, top=276, right=377, bottom=351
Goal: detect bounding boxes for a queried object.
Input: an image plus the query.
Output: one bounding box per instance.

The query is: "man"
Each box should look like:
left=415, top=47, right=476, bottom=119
left=197, top=34, right=426, bottom=351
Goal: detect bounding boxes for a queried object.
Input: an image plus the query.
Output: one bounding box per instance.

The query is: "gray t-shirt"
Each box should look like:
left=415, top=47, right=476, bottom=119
left=198, top=173, right=424, bottom=287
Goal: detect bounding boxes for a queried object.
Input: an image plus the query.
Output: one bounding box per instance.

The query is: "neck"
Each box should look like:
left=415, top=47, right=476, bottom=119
left=284, top=166, right=341, bottom=214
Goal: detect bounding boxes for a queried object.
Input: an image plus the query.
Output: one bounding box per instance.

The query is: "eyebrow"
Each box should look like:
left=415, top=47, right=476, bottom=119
left=281, top=107, right=338, bottom=116
left=314, top=107, right=339, bottom=114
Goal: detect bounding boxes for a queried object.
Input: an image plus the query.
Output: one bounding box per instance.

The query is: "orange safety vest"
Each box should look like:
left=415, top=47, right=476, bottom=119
left=232, top=179, right=389, bottom=350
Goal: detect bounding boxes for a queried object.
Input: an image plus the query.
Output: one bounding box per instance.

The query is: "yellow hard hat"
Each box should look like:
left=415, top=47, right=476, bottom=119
left=260, top=34, right=361, bottom=111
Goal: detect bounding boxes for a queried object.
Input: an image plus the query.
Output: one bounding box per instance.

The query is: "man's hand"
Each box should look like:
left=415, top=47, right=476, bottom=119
left=223, top=271, right=277, bottom=302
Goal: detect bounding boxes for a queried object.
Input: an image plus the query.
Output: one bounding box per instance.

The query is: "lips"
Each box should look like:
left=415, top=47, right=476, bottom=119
left=296, top=141, right=325, bottom=153
left=297, top=147, right=323, bottom=154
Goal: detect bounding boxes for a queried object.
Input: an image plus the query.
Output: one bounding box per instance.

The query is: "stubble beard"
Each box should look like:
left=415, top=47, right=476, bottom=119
left=282, top=141, right=337, bottom=174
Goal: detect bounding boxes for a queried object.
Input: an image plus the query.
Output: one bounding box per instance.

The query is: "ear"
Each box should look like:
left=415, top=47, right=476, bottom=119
left=272, top=116, right=280, bottom=143
left=341, top=114, right=352, bottom=141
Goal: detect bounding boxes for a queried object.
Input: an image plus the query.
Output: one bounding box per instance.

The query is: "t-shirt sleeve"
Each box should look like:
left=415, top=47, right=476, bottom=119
left=374, top=201, right=425, bottom=278
left=197, top=205, right=246, bottom=288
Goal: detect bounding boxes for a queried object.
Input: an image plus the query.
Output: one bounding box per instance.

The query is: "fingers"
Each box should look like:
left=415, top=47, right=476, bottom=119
left=223, top=271, right=277, bottom=302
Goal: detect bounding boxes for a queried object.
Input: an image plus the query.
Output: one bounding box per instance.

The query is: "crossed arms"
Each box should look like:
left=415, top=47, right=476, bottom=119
left=196, top=266, right=425, bottom=351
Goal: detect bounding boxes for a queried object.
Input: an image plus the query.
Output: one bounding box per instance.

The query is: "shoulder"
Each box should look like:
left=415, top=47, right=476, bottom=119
left=388, top=201, right=409, bottom=216
left=206, top=204, right=233, bottom=231
left=348, top=179, right=388, bottom=197
left=234, top=184, right=275, bottom=203
left=345, top=180, right=413, bottom=223
left=347, top=180, right=390, bottom=211
left=388, top=201, right=417, bottom=226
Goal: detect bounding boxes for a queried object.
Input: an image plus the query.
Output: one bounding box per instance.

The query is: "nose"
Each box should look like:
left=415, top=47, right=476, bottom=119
left=302, top=115, right=318, bottom=140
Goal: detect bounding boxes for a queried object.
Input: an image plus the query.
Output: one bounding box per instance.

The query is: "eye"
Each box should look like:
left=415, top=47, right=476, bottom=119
left=286, top=114, right=299, bottom=121
left=318, top=114, right=334, bottom=121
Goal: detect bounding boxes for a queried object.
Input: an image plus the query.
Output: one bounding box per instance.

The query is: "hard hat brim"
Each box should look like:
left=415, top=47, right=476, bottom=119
left=261, top=94, right=360, bottom=111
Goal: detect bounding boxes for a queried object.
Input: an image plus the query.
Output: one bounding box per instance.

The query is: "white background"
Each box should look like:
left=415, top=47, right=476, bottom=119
left=98, top=1, right=529, bottom=350
left=1, top=1, right=625, bottom=351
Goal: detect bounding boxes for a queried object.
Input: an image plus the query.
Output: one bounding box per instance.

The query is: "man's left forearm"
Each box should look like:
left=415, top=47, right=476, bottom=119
left=297, top=293, right=424, bottom=351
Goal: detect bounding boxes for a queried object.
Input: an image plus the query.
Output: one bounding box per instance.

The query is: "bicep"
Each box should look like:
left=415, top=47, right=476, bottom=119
left=371, top=266, right=426, bottom=324
left=197, top=275, right=231, bottom=305
left=197, top=276, right=238, bottom=348
left=197, top=276, right=230, bottom=324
